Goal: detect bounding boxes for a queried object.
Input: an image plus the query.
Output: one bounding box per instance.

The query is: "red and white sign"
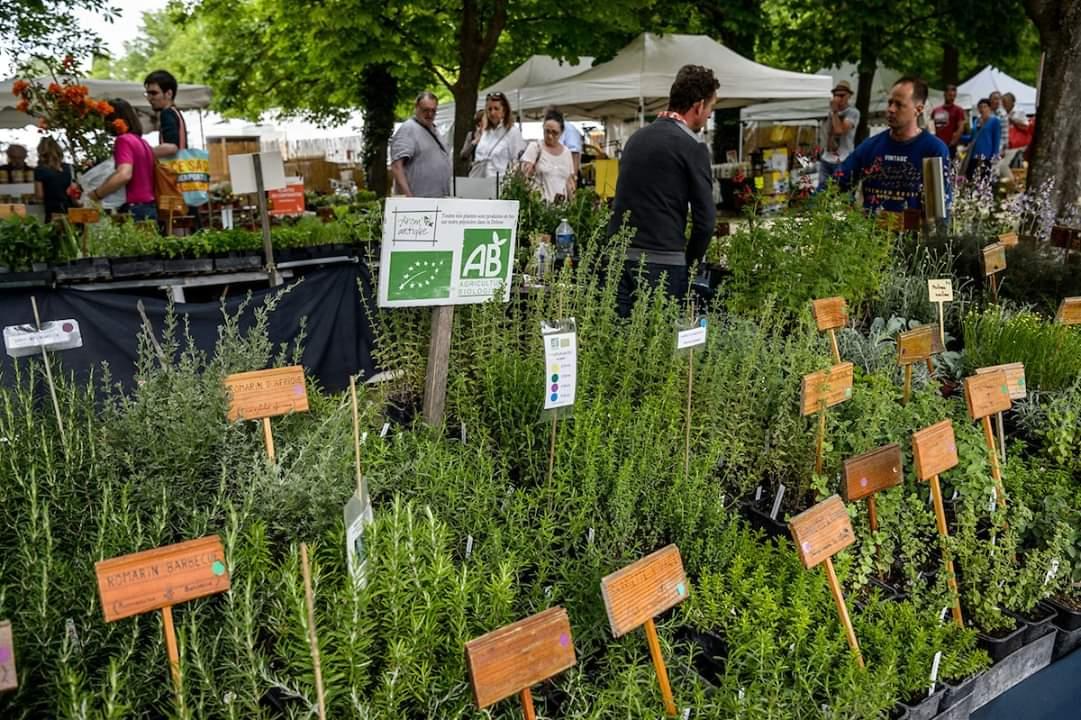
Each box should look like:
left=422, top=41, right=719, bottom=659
left=268, top=177, right=305, bottom=216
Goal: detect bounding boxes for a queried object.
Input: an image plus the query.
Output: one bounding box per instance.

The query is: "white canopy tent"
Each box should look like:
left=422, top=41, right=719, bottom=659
left=0, top=76, right=213, bottom=130
left=435, top=55, right=594, bottom=127
left=740, top=62, right=972, bottom=123
left=958, top=66, right=1036, bottom=114
left=513, top=33, right=833, bottom=121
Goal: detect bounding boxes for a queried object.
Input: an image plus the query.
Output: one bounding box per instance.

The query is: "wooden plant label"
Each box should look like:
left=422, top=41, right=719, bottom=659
left=789, top=495, right=855, bottom=569
left=465, top=607, right=576, bottom=709
left=912, top=420, right=958, bottom=481
left=963, top=371, right=1012, bottom=420
left=95, top=536, right=230, bottom=622
left=800, top=362, right=854, bottom=416
left=811, top=297, right=847, bottom=331
left=0, top=620, right=15, bottom=692
left=897, top=325, right=934, bottom=364
left=843, top=444, right=903, bottom=502
left=600, top=545, right=688, bottom=638
left=224, top=365, right=309, bottom=421
left=975, top=363, right=1027, bottom=400
left=67, top=207, right=100, bottom=224
left=928, top=279, right=954, bottom=303
left=981, top=243, right=1006, bottom=276
left=998, top=232, right=1019, bottom=248
left=1056, top=297, right=1081, bottom=326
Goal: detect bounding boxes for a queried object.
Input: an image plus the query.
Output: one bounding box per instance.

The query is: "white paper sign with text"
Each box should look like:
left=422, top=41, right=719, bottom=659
left=543, top=319, right=577, bottom=411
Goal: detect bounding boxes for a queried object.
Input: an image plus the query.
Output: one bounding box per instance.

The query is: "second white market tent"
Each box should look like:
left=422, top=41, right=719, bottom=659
left=958, top=65, right=1037, bottom=114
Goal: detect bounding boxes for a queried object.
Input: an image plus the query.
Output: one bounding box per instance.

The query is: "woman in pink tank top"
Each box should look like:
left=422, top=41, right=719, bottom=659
left=87, top=98, right=158, bottom=222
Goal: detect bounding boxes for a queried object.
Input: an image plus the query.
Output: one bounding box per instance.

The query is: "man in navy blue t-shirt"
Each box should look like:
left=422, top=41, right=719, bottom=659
left=834, top=76, right=950, bottom=213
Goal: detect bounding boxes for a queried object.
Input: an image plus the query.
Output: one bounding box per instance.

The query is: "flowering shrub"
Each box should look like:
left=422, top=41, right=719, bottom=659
left=11, top=65, right=116, bottom=171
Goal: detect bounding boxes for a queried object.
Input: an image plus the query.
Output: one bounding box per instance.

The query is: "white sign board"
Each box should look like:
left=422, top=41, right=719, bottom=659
left=928, top=279, right=954, bottom=303
left=377, top=198, right=520, bottom=308
left=228, top=151, right=288, bottom=194
left=542, top=319, right=577, bottom=410
left=4, top=320, right=82, bottom=358
left=676, top=318, right=708, bottom=350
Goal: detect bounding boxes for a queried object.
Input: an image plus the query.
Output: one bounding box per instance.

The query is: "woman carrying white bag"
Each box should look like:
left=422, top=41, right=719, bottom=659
left=84, top=99, right=157, bottom=222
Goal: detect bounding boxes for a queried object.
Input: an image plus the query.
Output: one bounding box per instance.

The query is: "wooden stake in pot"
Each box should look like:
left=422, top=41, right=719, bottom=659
left=299, top=543, right=327, bottom=720
left=224, top=365, right=309, bottom=460
left=601, top=545, right=689, bottom=717
left=29, top=297, right=67, bottom=450
left=981, top=242, right=1006, bottom=304
left=974, top=363, right=1026, bottom=465
left=963, top=371, right=1012, bottom=511
left=676, top=312, right=707, bottom=479
left=811, top=297, right=847, bottom=363
left=912, top=420, right=964, bottom=628
left=789, top=496, right=864, bottom=667
left=465, top=607, right=576, bottom=720
left=800, top=363, right=854, bottom=476
left=0, top=620, right=17, bottom=692
left=897, top=325, right=935, bottom=405
left=66, top=207, right=99, bottom=256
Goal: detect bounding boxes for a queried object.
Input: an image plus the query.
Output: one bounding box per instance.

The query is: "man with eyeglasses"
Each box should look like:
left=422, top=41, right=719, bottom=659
left=390, top=91, right=451, bottom=197
left=144, top=70, right=187, bottom=158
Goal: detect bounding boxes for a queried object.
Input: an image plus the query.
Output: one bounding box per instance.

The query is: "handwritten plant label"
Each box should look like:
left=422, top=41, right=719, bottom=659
left=676, top=317, right=707, bottom=350
left=542, top=319, right=577, bottom=410
left=3, top=319, right=83, bottom=358
left=975, top=363, right=1027, bottom=401
left=224, top=366, right=309, bottom=421
left=928, top=279, right=954, bottom=303
left=912, top=420, right=959, bottom=480
left=465, top=607, right=576, bottom=709
left=811, top=297, right=847, bottom=331
left=981, top=242, right=1007, bottom=276
left=95, top=536, right=230, bottom=622
left=788, top=495, right=855, bottom=569
left=963, top=370, right=1012, bottom=420
left=600, top=545, right=688, bottom=638
left=897, top=325, right=934, bottom=365
left=344, top=492, right=373, bottom=587
left=1056, top=297, right=1081, bottom=326
left=67, top=207, right=100, bottom=224
left=0, top=621, right=15, bottom=692
left=843, top=444, right=903, bottom=502
left=800, top=362, right=854, bottom=416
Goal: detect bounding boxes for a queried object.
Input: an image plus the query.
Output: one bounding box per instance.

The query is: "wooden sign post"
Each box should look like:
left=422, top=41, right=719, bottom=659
left=224, top=365, right=309, bottom=460
left=842, top=443, right=903, bottom=535
left=801, top=362, right=855, bottom=475
left=67, top=207, right=100, bottom=256
left=0, top=620, right=16, bottom=692
left=95, top=536, right=230, bottom=693
left=975, top=363, right=1026, bottom=464
left=897, top=325, right=935, bottom=404
left=789, top=495, right=863, bottom=667
left=600, top=545, right=689, bottom=717
left=676, top=313, right=707, bottom=478
left=299, top=544, right=327, bottom=720
left=1056, top=297, right=1081, bottom=326
left=811, top=297, right=847, bottom=363
left=912, top=420, right=964, bottom=628
left=465, top=607, right=576, bottom=720
left=963, top=371, right=1012, bottom=510
left=982, top=242, right=1006, bottom=303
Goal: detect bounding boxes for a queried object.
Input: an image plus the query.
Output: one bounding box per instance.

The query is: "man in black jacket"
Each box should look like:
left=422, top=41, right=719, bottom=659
left=609, top=64, right=718, bottom=316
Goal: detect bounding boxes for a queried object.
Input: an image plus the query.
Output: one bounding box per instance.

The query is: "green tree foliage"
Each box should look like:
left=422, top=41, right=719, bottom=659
left=0, top=0, right=114, bottom=68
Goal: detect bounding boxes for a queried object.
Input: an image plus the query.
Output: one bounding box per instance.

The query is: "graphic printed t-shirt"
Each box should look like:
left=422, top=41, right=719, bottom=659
left=114, top=133, right=156, bottom=204
left=836, top=129, right=951, bottom=212
left=931, top=103, right=965, bottom=146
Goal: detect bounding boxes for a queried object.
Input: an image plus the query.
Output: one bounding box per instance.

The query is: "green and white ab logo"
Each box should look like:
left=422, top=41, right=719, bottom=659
left=460, top=228, right=512, bottom=279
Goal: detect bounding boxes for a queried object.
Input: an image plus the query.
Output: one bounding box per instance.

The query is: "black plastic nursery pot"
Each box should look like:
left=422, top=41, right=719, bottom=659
left=675, top=626, right=727, bottom=687
left=213, top=252, right=262, bottom=272
left=110, top=255, right=164, bottom=278
left=1048, top=595, right=1081, bottom=632
left=1052, top=622, right=1081, bottom=662
left=52, top=257, right=111, bottom=283
left=739, top=500, right=788, bottom=539
left=1008, top=601, right=1059, bottom=645
left=0, top=267, right=52, bottom=287
left=939, top=672, right=980, bottom=712
left=892, top=688, right=944, bottom=720
left=161, top=256, right=214, bottom=275
left=977, top=620, right=1026, bottom=663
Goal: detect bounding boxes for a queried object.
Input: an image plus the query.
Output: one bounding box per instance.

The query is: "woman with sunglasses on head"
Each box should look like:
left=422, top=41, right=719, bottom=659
left=466, top=91, right=525, bottom=178
left=520, top=110, right=576, bottom=202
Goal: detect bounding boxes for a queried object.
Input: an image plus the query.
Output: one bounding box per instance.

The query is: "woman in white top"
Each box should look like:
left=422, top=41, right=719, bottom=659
left=520, top=110, right=576, bottom=202
left=467, top=91, right=525, bottom=178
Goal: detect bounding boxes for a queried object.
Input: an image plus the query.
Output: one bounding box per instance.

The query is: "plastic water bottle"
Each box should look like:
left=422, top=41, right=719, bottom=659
left=554, top=218, right=575, bottom=259
left=533, top=238, right=551, bottom=277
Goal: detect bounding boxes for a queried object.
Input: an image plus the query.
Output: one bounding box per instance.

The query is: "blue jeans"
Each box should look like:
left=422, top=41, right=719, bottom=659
left=125, top=202, right=158, bottom=222
left=818, top=160, right=841, bottom=191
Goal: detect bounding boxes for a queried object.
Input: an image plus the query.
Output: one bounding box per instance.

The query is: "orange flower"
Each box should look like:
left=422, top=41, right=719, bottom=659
left=62, top=55, right=75, bottom=69
left=98, top=101, right=114, bottom=116
left=12, top=79, right=29, bottom=96
left=112, top=119, right=128, bottom=134
left=47, top=82, right=62, bottom=95
left=16, top=99, right=28, bottom=113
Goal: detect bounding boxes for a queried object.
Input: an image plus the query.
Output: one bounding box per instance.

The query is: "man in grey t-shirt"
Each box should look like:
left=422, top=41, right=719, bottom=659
left=818, top=80, right=860, bottom=190
left=390, top=91, right=451, bottom=198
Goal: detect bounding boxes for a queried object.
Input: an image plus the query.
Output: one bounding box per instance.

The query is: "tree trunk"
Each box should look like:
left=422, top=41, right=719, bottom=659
left=854, top=36, right=877, bottom=145
left=359, top=64, right=397, bottom=198
left=1025, top=0, right=1081, bottom=219
left=451, top=0, right=507, bottom=177
left=941, top=44, right=959, bottom=87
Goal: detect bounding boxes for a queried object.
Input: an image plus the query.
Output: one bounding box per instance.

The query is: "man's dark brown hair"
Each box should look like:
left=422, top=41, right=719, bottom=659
left=668, top=65, right=720, bottom=113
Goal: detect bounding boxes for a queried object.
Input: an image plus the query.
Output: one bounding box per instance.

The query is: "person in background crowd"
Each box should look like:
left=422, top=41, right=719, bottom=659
left=967, top=98, right=1001, bottom=181
left=608, top=64, right=717, bottom=317
left=835, top=76, right=951, bottom=212
left=87, top=98, right=158, bottom=222
left=547, top=104, right=583, bottom=175
left=389, top=91, right=451, bottom=198
left=458, top=109, right=486, bottom=165
left=520, top=109, right=576, bottom=202
left=989, top=91, right=1010, bottom=159
left=34, top=137, right=76, bottom=220
left=817, top=80, right=860, bottom=190
left=931, top=84, right=966, bottom=158
left=1002, top=92, right=1030, bottom=148
left=0, top=144, right=30, bottom=174
left=464, top=91, right=525, bottom=178
left=144, top=69, right=188, bottom=158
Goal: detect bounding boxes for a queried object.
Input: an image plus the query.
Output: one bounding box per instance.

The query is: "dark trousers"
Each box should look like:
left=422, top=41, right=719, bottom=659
left=616, top=261, right=689, bottom=317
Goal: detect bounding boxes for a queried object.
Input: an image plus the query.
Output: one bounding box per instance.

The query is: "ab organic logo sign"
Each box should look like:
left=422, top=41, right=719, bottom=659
left=460, top=228, right=512, bottom=279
